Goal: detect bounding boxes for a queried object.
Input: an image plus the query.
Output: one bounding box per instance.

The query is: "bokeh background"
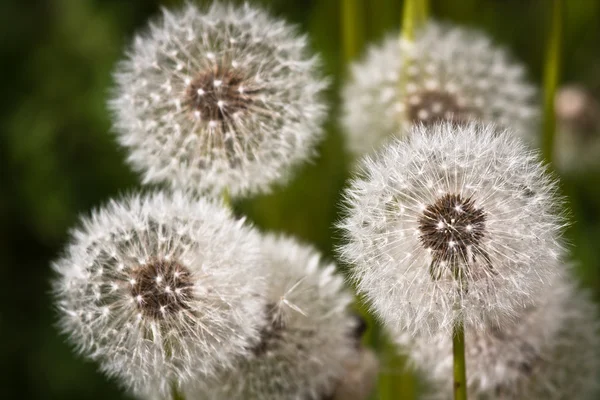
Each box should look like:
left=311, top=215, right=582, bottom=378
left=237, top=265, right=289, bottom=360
left=1, top=0, right=600, bottom=399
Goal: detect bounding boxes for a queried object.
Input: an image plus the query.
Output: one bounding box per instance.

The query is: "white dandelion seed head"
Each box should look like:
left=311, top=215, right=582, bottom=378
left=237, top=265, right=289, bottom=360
left=341, top=22, right=539, bottom=156
left=403, top=270, right=600, bottom=400
left=110, top=3, right=328, bottom=198
left=184, top=234, right=357, bottom=400
left=337, top=122, right=566, bottom=336
left=52, top=191, right=267, bottom=397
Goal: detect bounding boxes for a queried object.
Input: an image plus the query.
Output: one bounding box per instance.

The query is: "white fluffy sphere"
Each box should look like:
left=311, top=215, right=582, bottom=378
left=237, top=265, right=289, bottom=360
left=110, top=3, right=328, bottom=197
left=52, top=191, right=267, bottom=397
left=402, top=270, right=600, bottom=400
left=185, top=234, right=357, bottom=400
left=338, top=122, right=565, bottom=336
left=341, top=22, right=538, bottom=156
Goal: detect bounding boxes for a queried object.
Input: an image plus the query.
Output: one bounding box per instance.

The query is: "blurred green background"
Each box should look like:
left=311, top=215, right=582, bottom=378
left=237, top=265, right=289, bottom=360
left=1, top=0, right=599, bottom=399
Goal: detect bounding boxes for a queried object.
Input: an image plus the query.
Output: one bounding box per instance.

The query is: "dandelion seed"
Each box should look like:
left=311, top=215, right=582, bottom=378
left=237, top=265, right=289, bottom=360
left=337, top=122, right=565, bottom=336
left=52, top=191, right=266, bottom=397
left=110, top=3, right=328, bottom=198
left=402, top=270, right=600, bottom=400
left=184, top=235, right=357, bottom=400
left=341, top=22, right=538, bottom=156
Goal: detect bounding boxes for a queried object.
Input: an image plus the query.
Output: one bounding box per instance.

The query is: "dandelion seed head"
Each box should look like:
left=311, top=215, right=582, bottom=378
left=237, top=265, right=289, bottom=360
left=52, top=191, right=266, bottom=397
left=341, top=22, right=539, bottom=156
left=184, top=234, right=357, bottom=400
left=403, top=271, right=600, bottom=400
left=337, top=122, right=566, bottom=336
left=110, top=3, right=328, bottom=198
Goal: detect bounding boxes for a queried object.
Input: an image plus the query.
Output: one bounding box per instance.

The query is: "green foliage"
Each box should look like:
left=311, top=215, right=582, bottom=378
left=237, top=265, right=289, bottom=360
left=1, top=1, right=599, bottom=399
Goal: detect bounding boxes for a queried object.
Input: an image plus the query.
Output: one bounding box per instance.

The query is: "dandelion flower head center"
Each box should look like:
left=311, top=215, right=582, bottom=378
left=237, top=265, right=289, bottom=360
left=418, top=193, right=487, bottom=260
left=185, top=63, right=257, bottom=124
left=407, top=89, right=477, bottom=127
left=130, top=258, right=193, bottom=319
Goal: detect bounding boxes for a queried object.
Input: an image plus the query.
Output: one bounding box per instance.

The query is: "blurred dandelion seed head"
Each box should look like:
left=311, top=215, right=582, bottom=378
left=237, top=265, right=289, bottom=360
left=110, top=3, right=328, bottom=197
left=406, top=89, right=478, bottom=127
left=185, top=234, right=357, bottom=400
left=342, top=22, right=539, bottom=156
left=52, top=191, right=267, bottom=397
left=338, top=122, right=565, bottom=336
left=404, top=271, right=600, bottom=400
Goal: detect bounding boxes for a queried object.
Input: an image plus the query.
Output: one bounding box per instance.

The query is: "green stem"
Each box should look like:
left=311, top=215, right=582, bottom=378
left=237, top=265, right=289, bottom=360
left=401, top=0, right=417, bottom=41
left=171, top=383, right=186, bottom=400
left=341, top=0, right=364, bottom=64
left=402, top=0, right=430, bottom=42
left=453, top=318, right=468, bottom=400
left=419, top=0, right=430, bottom=22
left=221, top=188, right=232, bottom=209
left=541, top=0, right=563, bottom=163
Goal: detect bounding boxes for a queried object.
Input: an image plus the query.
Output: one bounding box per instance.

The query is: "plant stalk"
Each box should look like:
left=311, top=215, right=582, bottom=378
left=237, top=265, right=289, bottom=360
left=221, top=188, right=232, bottom=209
left=541, top=0, right=563, bottom=163
left=453, top=317, right=468, bottom=400
left=419, top=0, right=430, bottom=22
left=401, top=0, right=417, bottom=41
left=341, top=0, right=364, bottom=64
left=171, top=383, right=186, bottom=400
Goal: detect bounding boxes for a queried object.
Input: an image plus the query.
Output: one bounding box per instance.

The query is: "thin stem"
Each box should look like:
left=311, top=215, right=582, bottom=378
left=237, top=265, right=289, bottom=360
left=221, top=188, right=232, bottom=209
left=419, top=0, right=430, bottom=22
left=541, top=0, right=563, bottom=163
left=401, top=0, right=417, bottom=41
left=171, top=383, right=186, bottom=400
left=341, top=0, right=364, bottom=64
left=402, top=0, right=429, bottom=42
left=453, top=318, right=468, bottom=400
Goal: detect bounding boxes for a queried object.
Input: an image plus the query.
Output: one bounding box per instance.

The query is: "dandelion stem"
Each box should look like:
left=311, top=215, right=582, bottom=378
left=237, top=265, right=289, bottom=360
left=453, top=317, right=468, bottom=400
left=401, top=0, right=417, bottom=41
left=541, top=0, right=563, bottom=163
left=171, top=383, right=186, bottom=400
left=418, top=0, right=430, bottom=22
left=222, top=188, right=232, bottom=209
left=341, top=0, right=364, bottom=64
left=401, top=0, right=429, bottom=41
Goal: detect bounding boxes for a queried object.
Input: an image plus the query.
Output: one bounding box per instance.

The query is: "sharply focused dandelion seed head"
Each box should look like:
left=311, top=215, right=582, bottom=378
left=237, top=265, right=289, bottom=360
left=403, top=270, right=600, bottom=400
left=110, top=3, right=328, bottom=197
left=52, top=191, right=267, bottom=397
left=337, top=122, right=565, bottom=336
left=341, top=22, right=538, bottom=156
left=184, top=234, right=357, bottom=400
